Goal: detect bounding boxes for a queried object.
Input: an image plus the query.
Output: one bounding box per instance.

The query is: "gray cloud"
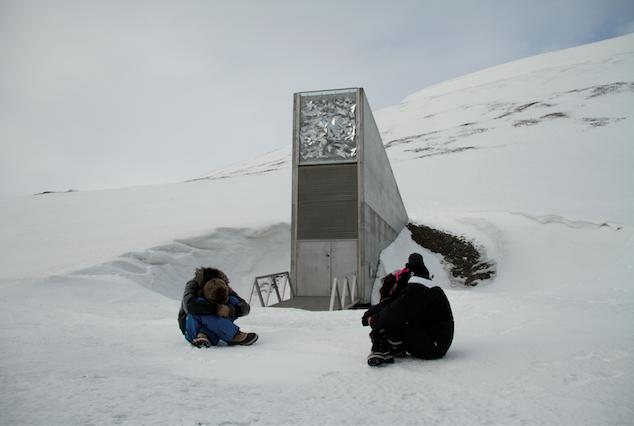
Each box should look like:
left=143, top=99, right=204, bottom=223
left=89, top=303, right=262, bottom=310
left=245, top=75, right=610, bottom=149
left=1, top=0, right=633, bottom=196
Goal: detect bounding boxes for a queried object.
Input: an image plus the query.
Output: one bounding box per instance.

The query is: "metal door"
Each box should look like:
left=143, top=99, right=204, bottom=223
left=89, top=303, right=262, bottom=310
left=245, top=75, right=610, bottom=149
left=296, top=240, right=357, bottom=297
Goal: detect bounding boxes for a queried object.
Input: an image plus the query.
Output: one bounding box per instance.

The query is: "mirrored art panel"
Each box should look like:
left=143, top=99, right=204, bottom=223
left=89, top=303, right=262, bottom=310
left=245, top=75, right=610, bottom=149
left=299, top=94, right=357, bottom=164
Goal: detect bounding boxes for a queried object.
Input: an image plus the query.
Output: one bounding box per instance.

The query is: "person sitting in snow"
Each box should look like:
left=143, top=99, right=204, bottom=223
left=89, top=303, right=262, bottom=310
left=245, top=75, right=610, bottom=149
left=362, top=253, right=454, bottom=366
left=178, top=266, right=258, bottom=347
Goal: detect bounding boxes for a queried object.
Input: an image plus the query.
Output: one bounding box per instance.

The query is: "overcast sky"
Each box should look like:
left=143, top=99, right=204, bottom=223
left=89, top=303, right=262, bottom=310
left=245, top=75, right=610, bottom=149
left=1, top=0, right=633, bottom=197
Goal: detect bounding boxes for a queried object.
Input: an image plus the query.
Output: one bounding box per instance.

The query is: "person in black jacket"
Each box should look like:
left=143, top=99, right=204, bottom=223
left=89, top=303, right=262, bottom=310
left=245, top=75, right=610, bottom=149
left=178, top=266, right=257, bottom=347
left=362, top=253, right=454, bottom=366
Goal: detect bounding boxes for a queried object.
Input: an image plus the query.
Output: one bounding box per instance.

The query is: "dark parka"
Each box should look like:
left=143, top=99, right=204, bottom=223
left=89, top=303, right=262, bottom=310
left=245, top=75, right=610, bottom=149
left=368, top=278, right=454, bottom=357
left=178, top=267, right=251, bottom=335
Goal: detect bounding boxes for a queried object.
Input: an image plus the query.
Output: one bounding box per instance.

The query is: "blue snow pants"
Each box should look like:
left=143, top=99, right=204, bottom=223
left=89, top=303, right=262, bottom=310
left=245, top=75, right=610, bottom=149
left=184, top=296, right=240, bottom=346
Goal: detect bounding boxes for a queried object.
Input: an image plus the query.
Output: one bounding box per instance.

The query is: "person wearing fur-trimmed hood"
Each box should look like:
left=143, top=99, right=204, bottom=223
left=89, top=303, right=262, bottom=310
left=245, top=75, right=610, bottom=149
left=178, top=266, right=257, bottom=347
left=362, top=253, right=454, bottom=366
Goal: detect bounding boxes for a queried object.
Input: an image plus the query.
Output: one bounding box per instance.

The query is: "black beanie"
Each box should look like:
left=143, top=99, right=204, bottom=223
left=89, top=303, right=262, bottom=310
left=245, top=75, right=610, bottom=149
left=407, top=253, right=431, bottom=279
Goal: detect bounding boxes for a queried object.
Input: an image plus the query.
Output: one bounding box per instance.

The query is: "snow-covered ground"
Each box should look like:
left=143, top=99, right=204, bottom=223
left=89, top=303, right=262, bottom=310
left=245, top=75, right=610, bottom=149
left=1, top=34, right=633, bottom=425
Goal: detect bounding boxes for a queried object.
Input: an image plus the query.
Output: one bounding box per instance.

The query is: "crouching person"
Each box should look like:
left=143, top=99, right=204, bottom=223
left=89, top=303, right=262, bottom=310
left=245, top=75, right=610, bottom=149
left=362, top=253, right=454, bottom=366
left=178, top=267, right=258, bottom=348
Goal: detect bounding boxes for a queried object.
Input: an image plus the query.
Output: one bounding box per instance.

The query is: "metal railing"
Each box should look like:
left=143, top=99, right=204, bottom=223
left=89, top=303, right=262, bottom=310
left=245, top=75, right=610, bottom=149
left=329, top=272, right=359, bottom=311
left=248, top=272, right=293, bottom=307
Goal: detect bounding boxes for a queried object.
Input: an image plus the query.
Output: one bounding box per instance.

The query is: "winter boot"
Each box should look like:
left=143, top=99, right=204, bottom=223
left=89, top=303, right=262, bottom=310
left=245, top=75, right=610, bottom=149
left=367, top=330, right=394, bottom=366
left=388, top=338, right=407, bottom=358
left=192, top=332, right=212, bottom=348
left=229, top=330, right=259, bottom=346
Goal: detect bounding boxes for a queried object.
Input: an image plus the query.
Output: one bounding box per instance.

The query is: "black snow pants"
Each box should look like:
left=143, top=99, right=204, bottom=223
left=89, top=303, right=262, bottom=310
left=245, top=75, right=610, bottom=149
left=378, top=321, right=443, bottom=360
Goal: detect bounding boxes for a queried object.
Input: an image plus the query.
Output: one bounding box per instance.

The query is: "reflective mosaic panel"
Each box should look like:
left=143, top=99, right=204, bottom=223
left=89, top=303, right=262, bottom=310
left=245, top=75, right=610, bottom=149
left=299, top=97, right=357, bottom=163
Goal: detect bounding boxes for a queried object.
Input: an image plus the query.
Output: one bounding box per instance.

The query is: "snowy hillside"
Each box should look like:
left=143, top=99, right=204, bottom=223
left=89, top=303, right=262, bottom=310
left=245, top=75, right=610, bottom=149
left=1, top=34, right=633, bottom=425
left=376, top=34, right=634, bottom=226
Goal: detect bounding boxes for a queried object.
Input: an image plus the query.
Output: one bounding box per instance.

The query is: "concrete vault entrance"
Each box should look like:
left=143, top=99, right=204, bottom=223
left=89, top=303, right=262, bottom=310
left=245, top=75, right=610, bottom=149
left=286, top=88, right=408, bottom=310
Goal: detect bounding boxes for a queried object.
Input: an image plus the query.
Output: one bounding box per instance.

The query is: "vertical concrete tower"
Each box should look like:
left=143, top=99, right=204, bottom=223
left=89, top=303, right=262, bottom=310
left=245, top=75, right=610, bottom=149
left=291, top=88, right=408, bottom=305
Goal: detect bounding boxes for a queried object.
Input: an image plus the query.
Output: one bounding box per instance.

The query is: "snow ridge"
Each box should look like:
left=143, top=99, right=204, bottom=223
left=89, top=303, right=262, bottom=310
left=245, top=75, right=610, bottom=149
left=70, top=223, right=291, bottom=301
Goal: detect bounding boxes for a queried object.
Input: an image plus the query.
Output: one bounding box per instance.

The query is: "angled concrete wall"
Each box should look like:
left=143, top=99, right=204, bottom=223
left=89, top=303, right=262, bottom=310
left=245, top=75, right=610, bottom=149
left=358, top=88, right=409, bottom=302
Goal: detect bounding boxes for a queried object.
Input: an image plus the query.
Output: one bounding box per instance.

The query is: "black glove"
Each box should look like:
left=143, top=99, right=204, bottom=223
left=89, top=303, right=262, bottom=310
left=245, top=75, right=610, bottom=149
left=362, top=311, right=370, bottom=326
left=361, top=304, right=381, bottom=326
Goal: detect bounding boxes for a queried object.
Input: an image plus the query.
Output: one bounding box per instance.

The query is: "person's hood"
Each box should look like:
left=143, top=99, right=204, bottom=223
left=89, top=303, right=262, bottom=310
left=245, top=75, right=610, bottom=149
left=194, top=267, right=230, bottom=286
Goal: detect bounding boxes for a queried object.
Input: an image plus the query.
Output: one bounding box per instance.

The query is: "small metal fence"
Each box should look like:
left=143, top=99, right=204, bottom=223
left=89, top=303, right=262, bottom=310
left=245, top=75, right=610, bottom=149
left=329, top=272, right=359, bottom=311
left=248, top=272, right=293, bottom=307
